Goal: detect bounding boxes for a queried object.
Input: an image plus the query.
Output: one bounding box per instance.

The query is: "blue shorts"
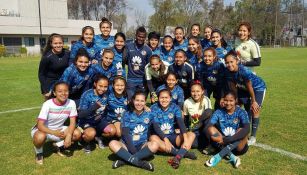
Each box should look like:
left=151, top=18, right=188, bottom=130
left=78, top=118, right=109, bottom=135
left=238, top=89, right=266, bottom=107
left=166, top=133, right=179, bottom=146
left=126, top=80, right=148, bottom=100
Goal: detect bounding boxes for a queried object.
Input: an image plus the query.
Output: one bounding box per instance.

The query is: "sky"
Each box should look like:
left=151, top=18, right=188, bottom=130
left=126, top=0, right=236, bottom=28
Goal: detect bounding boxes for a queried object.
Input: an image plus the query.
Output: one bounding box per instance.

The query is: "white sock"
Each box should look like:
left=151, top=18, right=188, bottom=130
left=34, top=146, right=43, bottom=154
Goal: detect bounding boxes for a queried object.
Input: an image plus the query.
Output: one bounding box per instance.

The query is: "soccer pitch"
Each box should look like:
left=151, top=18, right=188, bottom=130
left=0, top=48, right=306, bottom=174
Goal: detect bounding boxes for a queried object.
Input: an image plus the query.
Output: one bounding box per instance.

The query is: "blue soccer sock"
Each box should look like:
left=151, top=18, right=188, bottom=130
left=218, top=141, right=240, bottom=158
left=133, top=146, right=153, bottom=160
left=251, top=117, right=259, bottom=137
left=176, top=148, right=187, bottom=160
left=116, top=147, right=139, bottom=166
left=170, top=147, right=178, bottom=156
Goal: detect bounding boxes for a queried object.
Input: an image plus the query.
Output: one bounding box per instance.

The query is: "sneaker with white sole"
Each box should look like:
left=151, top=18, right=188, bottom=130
left=112, top=160, right=126, bottom=169
left=248, top=136, right=256, bottom=145
left=229, top=153, right=241, bottom=168
left=95, top=137, right=106, bottom=149
left=35, top=153, right=43, bottom=165
left=205, top=154, right=222, bottom=167
left=83, top=143, right=91, bottom=154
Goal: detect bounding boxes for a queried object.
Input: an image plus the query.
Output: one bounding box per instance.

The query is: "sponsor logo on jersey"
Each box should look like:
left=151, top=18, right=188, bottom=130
left=182, top=71, right=187, bottom=76
left=168, top=113, right=174, bottom=119
left=144, top=118, right=150, bottom=124
left=242, top=46, right=247, bottom=50
left=141, top=50, right=147, bottom=56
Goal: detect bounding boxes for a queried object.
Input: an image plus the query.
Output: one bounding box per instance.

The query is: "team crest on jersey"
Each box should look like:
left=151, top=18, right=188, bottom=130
left=182, top=71, right=187, bottom=76
left=223, top=50, right=227, bottom=55
left=132, top=56, right=142, bottom=71
left=107, top=73, right=112, bottom=78
left=144, top=118, right=150, bottom=124
left=124, top=99, right=128, bottom=105
left=168, top=56, right=173, bottom=62
left=84, top=75, right=90, bottom=80
left=141, top=50, right=147, bottom=56
left=109, top=42, right=114, bottom=47
left=168, top=113, right=174, bottom=119
left=173, top=94, right=177, bottom=99
left=242, top=46, right=247, bottom=50
left=233, top=118, right=239, bottom=124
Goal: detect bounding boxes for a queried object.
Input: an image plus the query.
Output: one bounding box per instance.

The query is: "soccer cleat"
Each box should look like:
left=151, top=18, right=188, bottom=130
left=229, top=154, right=241, bottom=168
left=138, top=161, right=154, bottom=171
left=184, top=151, right=197, bottom=160
left=168, top=155, right=181, bottom=169
left=53, top=143, right=72, bottom=157
left=205, top=154, right=222, bottom=167
left=35, top=153, right=43, bottom=165
left=83, top=143, right=91, bottom=154
left=112, top=160, right=126, bottom=169
left=248, top=136, right=256, bottom=145
left=95, top=137, right=106, bottom=149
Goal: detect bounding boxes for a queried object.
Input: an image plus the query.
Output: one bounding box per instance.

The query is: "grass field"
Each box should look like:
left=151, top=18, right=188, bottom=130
left=0, top=48, right=306, bottom=175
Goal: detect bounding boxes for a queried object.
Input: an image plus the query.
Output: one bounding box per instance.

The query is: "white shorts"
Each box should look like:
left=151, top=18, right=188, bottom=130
left=31, top=126, right=68, bottom=142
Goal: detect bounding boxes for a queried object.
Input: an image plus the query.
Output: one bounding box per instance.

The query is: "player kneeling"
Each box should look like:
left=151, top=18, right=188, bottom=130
left=31, top=82, right=81, bottom=165
left=205, top=91, right=249, bottom=168
left=109, top=91, right=158, bottom=171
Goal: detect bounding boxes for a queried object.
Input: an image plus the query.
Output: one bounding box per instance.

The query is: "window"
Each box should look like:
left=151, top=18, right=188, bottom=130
left=63, top=37, right=68, bottom=44
left=3, top=37, right=22, bottom=46
left=24, top=37, right=34, bottom=46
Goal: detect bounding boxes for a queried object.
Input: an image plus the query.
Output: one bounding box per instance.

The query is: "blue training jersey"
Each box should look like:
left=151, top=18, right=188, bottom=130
left=151, top=47, right=161, bottom=55
left=111, top=47, right=124, bottom=65
left=121, top=110, right=153, bottom=146
left=210, top=106, right=249, bottom=136
left=92, top=62, right=125, bottom=81
left=199, top=61, right=226, bottom=88
left=94, top=35, right=114, bottom=51
left=70, top=40, right=100, bottom=63
left=215, top=46, right=232, bottom=65
left=174, top=39, right=188, bottom=52
left=151, top=103, right=182, bottom=136
left=156, top=84, right=184, bottom=106
left=160, top=46, right=175, bottom=65
left=201, top=39, right=212, bottom=50
left=59, top=64, right=95, bottom=99
left=168, top=63, right=194, bottom=88
left=125, top=42, right=152, bottom=82
left=78, top=89, right=108, bottom=124
left=106, top=88, right=128, bottom=122
left=225, top=64, right=266, bottom=91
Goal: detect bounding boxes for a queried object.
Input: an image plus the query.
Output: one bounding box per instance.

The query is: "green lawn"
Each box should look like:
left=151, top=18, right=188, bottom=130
left=0, top=48, right=306, bottom=175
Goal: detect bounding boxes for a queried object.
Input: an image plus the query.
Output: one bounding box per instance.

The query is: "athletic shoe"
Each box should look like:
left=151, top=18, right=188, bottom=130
left=229, top=154, right=241, bottom=168
left=205, top=154, right=222, bottom=167
left=202, top=145, right=217, bottom=155
left=138, top=161, right=154, bottom=171
left=112, top=160, right=126, bottom=169
left=83, top=143, right=91, bottom=154
left=168, top=155, right=181, bottom=169
left=248, top=136, right=256, bottom=145
left=53, top=143, right=72, bottom=157
left=35, top=153, right=43, bottom=165
left=95, top=137, right=106, bottom=149
left=184, top=151, right=197, bottom=160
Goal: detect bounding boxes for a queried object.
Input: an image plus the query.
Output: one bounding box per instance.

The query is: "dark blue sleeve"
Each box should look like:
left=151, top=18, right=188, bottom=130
left=122, top=127, right=137, bottom=154
left=178, top=88, right=184, bottom=109
left=176, top=117, right=187, bottom=134
left=78, top=103, right=100, bottom=119
left=152, top=121, right=166, bottom=140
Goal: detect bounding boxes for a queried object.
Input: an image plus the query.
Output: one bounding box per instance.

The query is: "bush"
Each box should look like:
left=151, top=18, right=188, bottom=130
left=0, top=45, right=6, bottom=57
left=20, top=47, right=27, bottom=54
left=63, top=45, right=70, bottom=50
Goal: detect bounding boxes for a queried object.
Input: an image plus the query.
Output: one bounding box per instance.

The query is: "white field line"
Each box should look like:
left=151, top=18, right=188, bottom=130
left=253, top=143, right=307, bottom=161
left=0, top=106, right=306, bottom=161
left=0, top=106, right=40, bottom=115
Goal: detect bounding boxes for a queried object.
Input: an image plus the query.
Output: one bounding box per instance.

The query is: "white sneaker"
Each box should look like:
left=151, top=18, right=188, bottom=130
left=95, top=137, right=106, bottom=149
left=248, top=136, right=256, bottom=145
left=229, top=154, right=241, bottom=168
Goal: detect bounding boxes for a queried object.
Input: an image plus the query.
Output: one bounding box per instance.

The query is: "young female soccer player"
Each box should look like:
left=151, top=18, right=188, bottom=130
left=211, top=29, right=232, bottom=65
left=94, top=17, right=114, bottom=51
left=145, top=55, right=169, bottom=103
left=60, top=48, right=95, bottom=104
left=224, top=51, right=266, bottom=145
left=183, top=82, right=213, bottom=150
left=173, top=26, right=188, bottom=51
left=199, top=47, right=226, bottom=109
left=156, top=72, right=184, bottom=109
left=205, top=91, right=250, bottom=168
left=150, top=89, right=197, bottom=169
left=235, top=22, right=261, bottom=72
left=92, top=48, right=125, bottom=82
left=186, top=36, right=203, bottom=77
left=201, top=25, right=213, bottom=50
left=123, top=26, right=152, bottom=100
left=168, top=49, right=194, bottom=99
left=148, top=31, right=161, bottom=55
left=109, top=91, right=158, bottom=171
left=104, top=76, right=128, bottom=139
left=77, top=75, right=109, bottom=153
left=190, top=23, right=201, bottom=38
left=111, top=32, right=126, bottom=65
left=160, top=35, right=176, bottom=64
left=38, top=33, right=70, bottom=100
left=31, top=82, right=81, bottom=164
left=70, top=26, right=99, bottom=64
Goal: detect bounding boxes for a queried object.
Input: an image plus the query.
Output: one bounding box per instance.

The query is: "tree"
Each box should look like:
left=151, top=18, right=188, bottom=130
left=67, top=0, right=80, bottom=19
left=113, top=13, right=127, bottom=32
left=135, top=10, right=148, bottom=27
